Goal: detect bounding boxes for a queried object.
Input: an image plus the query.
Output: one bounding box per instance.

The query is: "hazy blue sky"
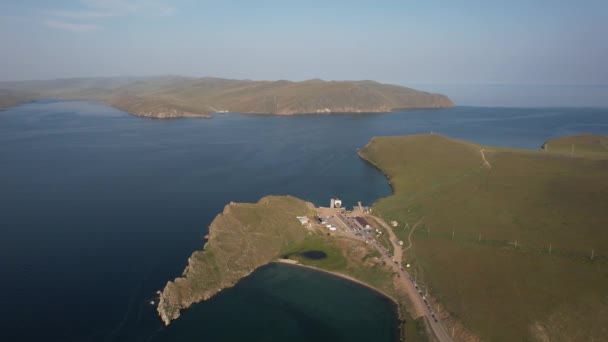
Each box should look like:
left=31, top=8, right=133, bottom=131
left=1, top=0, right=607, bottom=84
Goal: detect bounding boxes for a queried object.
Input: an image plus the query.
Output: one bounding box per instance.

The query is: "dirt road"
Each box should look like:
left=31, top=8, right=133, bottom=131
left=365, top=215, right=453, bottom=342
left=480, top=149, right=492, bottom=169
left=403, top=218, right=424, bottom=252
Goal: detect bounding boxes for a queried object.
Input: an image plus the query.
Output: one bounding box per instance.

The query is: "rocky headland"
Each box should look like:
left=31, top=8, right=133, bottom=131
left=157, top=196, right=312, bottom=325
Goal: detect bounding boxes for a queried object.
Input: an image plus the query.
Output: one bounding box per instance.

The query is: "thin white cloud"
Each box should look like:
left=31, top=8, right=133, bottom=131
left=44, top=0, right=175, bottom=32
left=45, top=20, right=101, bottom=32
left=46, top=9, right=116, bottom=20
left=48, top=0, right=175, bottom=18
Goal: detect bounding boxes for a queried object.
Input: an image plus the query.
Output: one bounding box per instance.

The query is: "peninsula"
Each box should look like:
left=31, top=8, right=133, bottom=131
left=0, top=76, right=453, bottom=117
left=359, top=133, right=608, bottom=341
left=158, top=133, right=608, bottom=342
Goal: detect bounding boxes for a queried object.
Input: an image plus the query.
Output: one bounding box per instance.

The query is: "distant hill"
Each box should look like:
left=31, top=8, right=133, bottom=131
left=0, top=89, right=37, bottom=110
left=0, top=76, right=453, bottom=117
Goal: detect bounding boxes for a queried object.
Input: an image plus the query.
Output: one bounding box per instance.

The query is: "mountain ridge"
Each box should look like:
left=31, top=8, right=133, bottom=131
left=0, top=76, right=453, bottom=117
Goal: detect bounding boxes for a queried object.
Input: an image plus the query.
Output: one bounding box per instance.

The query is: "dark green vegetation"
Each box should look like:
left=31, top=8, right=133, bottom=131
left=281, top=231, right=433, bottom=341
left=360, top=134, right=608, bottom=341
left=157, top=196, right=313, bottom=325
left=0, top=76, right=452, bottom=117
left=283, top=232, right=396, bottom=292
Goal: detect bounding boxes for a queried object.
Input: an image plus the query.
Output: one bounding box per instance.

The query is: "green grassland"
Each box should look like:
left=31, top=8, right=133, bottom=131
left=543, top=133, right=608, bottom=159
left=0, top=76, right=453, bottom=117
left=282, top=231, right=429, bottom=342
left=283, top=232, right=396, bottom=293
left=157, top=194, right=430, bottom=339
left=360, top=134, right=608, bottom=341
left=157, top=195, right=313, bottom=324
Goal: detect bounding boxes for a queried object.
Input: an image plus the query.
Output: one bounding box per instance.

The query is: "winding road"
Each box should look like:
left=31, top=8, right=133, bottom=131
left=403, top=218, right=424, bottom=252
left=480, top=149, right=492, bottom=169
left=332, top=213, right=453, bottom=341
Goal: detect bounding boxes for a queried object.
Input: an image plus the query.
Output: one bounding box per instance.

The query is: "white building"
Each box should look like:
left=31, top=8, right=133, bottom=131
left=296, top=216, right=309, bottom=225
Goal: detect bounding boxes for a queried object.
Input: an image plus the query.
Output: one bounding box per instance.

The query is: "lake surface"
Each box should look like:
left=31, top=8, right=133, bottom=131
left=1, top=100, right=607, bottom=341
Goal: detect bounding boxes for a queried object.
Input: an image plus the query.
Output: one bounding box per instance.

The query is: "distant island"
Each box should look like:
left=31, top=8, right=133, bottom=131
left=157, top=133, right=608, bottom=341
left=0, top=76, right=453, bottom=117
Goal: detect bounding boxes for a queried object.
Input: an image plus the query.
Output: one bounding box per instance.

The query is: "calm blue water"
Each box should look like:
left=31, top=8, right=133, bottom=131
left=408, top=83, right=608, bottom=108
left=1, top=100, right=607, bottom=341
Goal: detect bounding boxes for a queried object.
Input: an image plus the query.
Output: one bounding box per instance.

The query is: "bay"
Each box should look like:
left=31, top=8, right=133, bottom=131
left=1, top=99, right=607, bottom=341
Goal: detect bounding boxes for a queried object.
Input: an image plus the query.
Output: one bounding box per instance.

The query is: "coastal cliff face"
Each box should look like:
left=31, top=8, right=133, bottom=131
left=157, top=196, right=311, bottom=325
left=0, top=77, right=453, bottom=118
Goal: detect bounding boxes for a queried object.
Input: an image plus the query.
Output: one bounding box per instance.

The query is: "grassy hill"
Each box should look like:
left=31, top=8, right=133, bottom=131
left=0, top=76, right=453, bottom=117
left=0, top=89, right=37, bottom=109
left=157, top=196, right=313, bottom=325
left=156, top=194, right=429, bottom=340
left=359, top=134, right=608, bottom=341
left=543, top=133, right=608, bottom=158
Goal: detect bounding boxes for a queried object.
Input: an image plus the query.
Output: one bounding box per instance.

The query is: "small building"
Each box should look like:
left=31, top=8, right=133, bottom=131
left=329, top=227, right=337, bottom=231
left=330, top=198, right=343, bottom=208
left=296, top=216, right=309, bottom=225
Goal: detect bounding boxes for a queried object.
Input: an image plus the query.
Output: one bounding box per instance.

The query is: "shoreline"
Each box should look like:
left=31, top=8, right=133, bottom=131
left=0, top=98, right=452, bottom=117
left=358, top=147, right=396, bottom=195
left=274, top=259, right=406, bottom=340
left=274, top=259, right=399, bottom=305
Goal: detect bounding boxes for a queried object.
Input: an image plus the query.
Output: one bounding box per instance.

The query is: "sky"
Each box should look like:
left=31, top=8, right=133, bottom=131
left=0, top=0, right=607, bottom=85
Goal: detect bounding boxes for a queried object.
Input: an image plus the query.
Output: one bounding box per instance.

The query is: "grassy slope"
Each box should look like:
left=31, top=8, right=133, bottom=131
left=283, top=231, right=395, bottom=295
left=157, top=196, right=313, bottom=324
left=157, top=194, right=429, bottom=340
left=543, top=133, right=608, bottom=159
left=282, top=230, right=428, bottom=341
left=0, top=77, right=453, bottom=116
left=360, top=134, right=608, bottom=341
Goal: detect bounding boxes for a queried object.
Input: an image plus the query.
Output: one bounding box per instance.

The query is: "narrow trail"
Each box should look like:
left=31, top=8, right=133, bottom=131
left=403, top=218, right=425, bottom=252
left=480, top=149, right=493, bottom=169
